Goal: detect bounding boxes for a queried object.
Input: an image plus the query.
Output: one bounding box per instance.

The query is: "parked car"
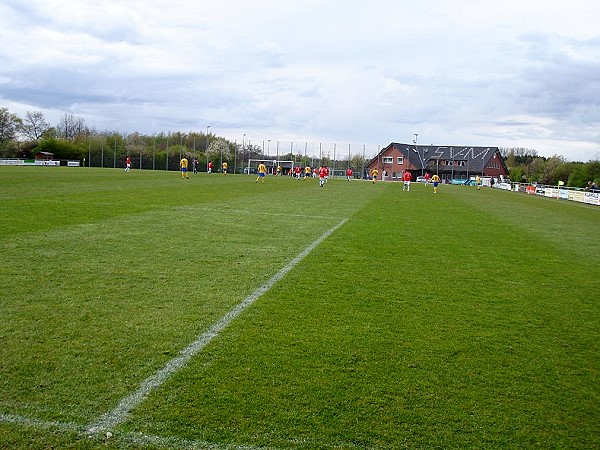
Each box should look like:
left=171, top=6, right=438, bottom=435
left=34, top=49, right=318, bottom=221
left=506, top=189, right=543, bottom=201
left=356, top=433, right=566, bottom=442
left=416, top=176, right=427, bottom=183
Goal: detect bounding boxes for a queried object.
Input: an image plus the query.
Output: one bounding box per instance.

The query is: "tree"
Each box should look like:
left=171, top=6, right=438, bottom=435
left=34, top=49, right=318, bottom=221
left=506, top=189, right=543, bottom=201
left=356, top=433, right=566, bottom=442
left=0, top=107, right=22, bottom=157
left=21, top=110, right=50, bottom=140
left=35, top=137, right=85, bottom=160
left=509, top=166, right=526, bottom=183
left=244, top=144, right=264, bottom=161
left=207, top=137, right=232, bottom=165
left=350, top=153, right=367, bottom=175
left=540, top=155, right=566, bottom=184
left=0, top=107, right=22, bottom=147
left=57, top=113, right=88, bottom=140
left=525, top=157, right=546, bottom=182
left=568, top=160, right=600, bottom=188
left=501, top=147, right=539, bottom=168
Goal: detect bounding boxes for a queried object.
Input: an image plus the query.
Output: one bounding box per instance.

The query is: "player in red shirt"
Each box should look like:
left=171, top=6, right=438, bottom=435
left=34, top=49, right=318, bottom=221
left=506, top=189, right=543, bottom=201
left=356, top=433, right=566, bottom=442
left=403, top=170, right=413, bottom=191
left=207, top=161, right=213, bottom=174
left=125, top=155, right=131, bottom=172
left=294, top=165, right=302, bottom=180
left=346, top=168, right=353, bottom=181
left=318, top=166, right=327, bottom=187
left=424, top=172, right=430, bottom=185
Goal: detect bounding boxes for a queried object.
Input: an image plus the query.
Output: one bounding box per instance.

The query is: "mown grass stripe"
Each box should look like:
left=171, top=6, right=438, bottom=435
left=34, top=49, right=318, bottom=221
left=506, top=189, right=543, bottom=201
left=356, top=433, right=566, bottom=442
left=86, top=218, right=348, bottom=434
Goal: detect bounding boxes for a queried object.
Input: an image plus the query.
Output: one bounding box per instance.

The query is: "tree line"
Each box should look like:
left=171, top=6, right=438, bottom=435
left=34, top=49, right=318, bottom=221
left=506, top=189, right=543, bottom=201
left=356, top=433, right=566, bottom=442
left=0, top=107, right=368, bottom=173
left=2, top=106, right=598, bottom=185
left=500, top=147, right=599, bottom=188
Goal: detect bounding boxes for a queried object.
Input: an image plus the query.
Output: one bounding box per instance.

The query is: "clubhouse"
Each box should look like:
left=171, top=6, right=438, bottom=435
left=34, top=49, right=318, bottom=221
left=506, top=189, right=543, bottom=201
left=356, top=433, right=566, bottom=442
left=366, top=143, right=509, bottom=182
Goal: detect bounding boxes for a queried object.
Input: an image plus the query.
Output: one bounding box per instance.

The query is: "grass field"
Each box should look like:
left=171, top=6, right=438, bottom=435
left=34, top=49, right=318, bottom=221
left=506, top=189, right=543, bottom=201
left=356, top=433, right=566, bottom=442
left=1, top=166, right=598, bottom=449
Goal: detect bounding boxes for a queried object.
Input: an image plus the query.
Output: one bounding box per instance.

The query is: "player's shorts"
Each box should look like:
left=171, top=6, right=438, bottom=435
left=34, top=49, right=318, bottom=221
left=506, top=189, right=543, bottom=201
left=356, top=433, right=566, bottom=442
left=259, top=172, right=265, bottom=178
left=181, top=168, right=187, bottom=173
left=433, top=181, right=439, bottom=187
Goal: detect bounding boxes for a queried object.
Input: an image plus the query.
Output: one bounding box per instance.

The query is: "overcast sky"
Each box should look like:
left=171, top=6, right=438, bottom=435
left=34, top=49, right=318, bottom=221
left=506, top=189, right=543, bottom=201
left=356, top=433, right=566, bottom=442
left=1, top=0, right=599, bottom=161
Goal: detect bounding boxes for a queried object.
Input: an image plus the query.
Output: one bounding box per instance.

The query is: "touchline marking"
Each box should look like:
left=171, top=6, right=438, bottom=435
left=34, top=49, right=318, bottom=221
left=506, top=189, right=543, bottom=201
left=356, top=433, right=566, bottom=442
left=0, top=413, right=270, bottom=449
left=87, top=218, right=348, bottom=434
left=0, top=412, right=84, bottom=434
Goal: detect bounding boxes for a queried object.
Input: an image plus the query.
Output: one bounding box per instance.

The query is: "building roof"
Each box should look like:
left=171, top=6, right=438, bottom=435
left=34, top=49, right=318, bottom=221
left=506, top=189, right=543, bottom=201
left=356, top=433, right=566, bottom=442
left=369, top=142, right=508, bottom=173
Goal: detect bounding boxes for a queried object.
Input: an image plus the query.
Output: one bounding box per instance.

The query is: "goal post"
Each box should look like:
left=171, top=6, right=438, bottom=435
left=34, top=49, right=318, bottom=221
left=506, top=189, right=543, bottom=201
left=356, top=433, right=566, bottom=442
left=246, top=159, right=294, bottom=175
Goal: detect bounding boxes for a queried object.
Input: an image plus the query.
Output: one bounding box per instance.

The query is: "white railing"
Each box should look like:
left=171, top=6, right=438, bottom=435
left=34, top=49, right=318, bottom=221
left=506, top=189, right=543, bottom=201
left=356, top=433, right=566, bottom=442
left=509, top=182, right=599, bottom=206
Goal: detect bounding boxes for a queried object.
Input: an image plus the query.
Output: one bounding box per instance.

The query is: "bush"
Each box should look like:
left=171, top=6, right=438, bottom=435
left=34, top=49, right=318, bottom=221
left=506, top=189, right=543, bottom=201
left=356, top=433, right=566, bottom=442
left=35, top=138, right=85, bottom=161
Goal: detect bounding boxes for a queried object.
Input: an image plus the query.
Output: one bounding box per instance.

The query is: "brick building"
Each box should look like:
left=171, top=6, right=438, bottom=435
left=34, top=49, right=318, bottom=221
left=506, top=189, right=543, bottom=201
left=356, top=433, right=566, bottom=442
left=366, top=143, right=509, bottom=182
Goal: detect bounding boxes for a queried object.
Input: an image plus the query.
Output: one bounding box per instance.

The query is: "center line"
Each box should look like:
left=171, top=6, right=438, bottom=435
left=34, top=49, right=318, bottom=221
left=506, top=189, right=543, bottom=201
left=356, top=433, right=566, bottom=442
left=87, top=218, right=348, bottom=434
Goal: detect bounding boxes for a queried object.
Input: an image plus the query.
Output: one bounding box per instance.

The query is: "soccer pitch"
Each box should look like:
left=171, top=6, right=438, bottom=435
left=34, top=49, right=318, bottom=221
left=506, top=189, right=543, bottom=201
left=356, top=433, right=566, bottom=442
left=1, top=166, right=598, bottom=449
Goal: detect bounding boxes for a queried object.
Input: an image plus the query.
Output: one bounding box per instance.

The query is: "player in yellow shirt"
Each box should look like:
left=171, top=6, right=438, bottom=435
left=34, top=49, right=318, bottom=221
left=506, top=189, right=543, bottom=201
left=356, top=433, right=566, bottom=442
left=222, top=161, right=228, bottom=175
left=476, top=174, right=481, bottom=190
left=255, top=163, right=267, bottom=183
left=180, top=157, right=189, bottom=179
left=371, top=168, right=379, bottom=184
left=431, top=174, right=441, bottom=193
left=304, top=165, right=311, bottom=180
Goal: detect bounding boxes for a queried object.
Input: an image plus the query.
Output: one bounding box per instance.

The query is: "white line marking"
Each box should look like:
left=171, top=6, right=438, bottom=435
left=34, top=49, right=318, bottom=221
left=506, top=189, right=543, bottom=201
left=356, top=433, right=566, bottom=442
left=0, top=412, right=84, bottom=434
left=2, top=412, right=367, bottom=449
left=0, top=413, right=267, bottom=449
left=86, top=218, right=348, bottom=434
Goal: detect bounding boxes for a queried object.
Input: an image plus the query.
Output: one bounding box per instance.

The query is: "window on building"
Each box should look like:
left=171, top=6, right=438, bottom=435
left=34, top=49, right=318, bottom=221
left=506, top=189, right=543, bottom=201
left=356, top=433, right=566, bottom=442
left=397, top=156, right=404, bottom=164
left=382, top=157, right=393, bottom=164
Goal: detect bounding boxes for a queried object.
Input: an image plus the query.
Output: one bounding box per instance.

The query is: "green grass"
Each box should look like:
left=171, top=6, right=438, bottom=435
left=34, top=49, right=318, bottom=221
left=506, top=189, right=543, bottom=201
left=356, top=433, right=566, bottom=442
left=1, top=166, right=598, bottom=449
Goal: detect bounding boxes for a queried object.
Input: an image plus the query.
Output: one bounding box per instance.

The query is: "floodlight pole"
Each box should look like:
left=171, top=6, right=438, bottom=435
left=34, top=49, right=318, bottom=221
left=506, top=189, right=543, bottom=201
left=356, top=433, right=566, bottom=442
left=413, top=133, right=424, bottom=176
left=206, top=125, right=211, bottom=171
left=233, top=139, right=237, bottom=174
left=243, top=133, right=246, bottom=173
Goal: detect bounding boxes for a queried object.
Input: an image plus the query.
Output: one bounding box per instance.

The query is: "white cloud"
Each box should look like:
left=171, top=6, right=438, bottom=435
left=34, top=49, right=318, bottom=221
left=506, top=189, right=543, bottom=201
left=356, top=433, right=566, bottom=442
left=1, top=0, right=599, bottom=161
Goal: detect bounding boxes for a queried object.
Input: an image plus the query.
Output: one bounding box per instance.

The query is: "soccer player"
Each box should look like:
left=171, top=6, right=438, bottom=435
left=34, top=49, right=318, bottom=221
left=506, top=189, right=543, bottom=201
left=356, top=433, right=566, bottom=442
left=346, top=167, right=353, bottom=181
left=318, top=165, right=327, bottom=187
left=424, top=172, right=430, bottom=185
left=476, top=174, right=481, bottom=190
left=371, top=168, right=378, bottom=184
left=255, top=162, right=267, bottom=183
left=431, top=174, right=441, bottom=193
left=304, top=165, right=311, bottom=180
left=324, top=166, right=329, bottom=183
left=294, top=165, right=302, bottom=179
left=222, top=161, right=228, bottom=175
left=125, top=155, right=131, bottom=172
left=207, top=161, right=213, bottom=174
left=403, top=170, right=413, bottom=191
left=192, top=158, right=198, bottom=174
left=180, top=157, right=189, bottom=179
